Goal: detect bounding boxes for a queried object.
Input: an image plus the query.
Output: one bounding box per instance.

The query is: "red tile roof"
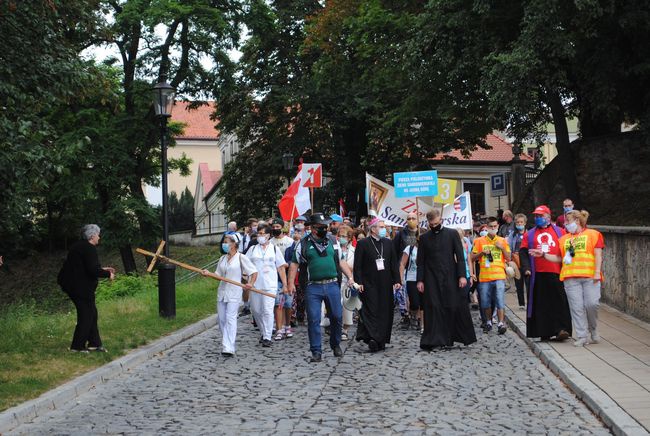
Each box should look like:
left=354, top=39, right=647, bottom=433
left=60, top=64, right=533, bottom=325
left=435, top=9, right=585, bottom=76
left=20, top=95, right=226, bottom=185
left=198, top=163, right=222, bottom=196
left=432, top=134, right=533, bottom=163
left=171, top=101, right=219, bottom=140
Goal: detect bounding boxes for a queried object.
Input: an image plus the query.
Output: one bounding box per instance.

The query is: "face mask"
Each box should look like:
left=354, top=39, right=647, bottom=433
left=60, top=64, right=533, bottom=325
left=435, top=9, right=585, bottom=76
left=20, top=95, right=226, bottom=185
left=305, top=229, right=311, bottom=235
left=487, top=228, right=497, bottom=237
left=339, top=237, right=349, bottom=246
left=378, top=228, right=387, bottom=238
left=534, top=216, right=548, bottom=228
left=479, top=230, right=488, bottom=237
left=272, top=228, right=282, bottom=237
left=431, top=223, right=442, bottom=232
left=516, top=225, right=525, bottom=231
left=565, top=221, right=579, bottom=234
left=257, top=236, right=268, bottom=245
left=563, top=206, right=573, bottom=213
left=315, top=227, right=327, bottom=238
left=221, top=243, right=231, bottom=253
left=252, top=226, right=258, bottom=232
left=295, top=224, right=305, bottom=231
left=407, top=220, right=418, bottom=230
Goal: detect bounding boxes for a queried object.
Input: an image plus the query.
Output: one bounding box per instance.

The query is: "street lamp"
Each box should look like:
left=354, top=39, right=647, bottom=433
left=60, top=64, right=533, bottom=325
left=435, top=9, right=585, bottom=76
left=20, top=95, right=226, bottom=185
left=152, top=75, right=176, bottom=318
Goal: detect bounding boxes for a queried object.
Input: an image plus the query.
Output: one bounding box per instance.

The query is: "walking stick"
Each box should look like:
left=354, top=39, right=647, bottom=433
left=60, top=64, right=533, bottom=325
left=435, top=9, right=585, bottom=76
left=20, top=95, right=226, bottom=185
left=136, top=241, right=276, bottom=299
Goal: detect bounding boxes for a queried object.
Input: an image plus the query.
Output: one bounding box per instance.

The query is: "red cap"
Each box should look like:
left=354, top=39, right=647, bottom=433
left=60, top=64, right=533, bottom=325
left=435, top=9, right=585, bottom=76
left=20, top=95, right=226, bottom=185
left=532, top=205, right=551, bottom=215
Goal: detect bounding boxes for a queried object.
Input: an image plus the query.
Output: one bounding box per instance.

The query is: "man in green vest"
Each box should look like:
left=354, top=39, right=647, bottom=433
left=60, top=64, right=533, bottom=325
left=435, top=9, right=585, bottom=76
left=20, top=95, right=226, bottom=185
left=287, top=213, right=355, bottom=362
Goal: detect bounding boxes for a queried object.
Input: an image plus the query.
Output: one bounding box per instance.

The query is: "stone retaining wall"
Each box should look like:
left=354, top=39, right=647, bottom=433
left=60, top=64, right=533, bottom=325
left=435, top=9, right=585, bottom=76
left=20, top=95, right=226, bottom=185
left=592, top=225, right=650, bottom=322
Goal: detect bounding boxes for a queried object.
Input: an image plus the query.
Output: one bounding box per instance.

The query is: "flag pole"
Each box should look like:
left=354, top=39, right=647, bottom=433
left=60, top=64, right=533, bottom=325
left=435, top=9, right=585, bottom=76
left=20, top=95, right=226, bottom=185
left=310, top=187, right=314, bottom=213
left=416, top=197, right=421, bottom=237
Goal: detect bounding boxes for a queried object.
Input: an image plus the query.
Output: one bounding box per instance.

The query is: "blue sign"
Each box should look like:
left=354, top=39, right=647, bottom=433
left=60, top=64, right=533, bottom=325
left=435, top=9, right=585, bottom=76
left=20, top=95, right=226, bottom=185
left=393, top=170, right=438, bottom=198
left=490, top=173, right=507, bottom=197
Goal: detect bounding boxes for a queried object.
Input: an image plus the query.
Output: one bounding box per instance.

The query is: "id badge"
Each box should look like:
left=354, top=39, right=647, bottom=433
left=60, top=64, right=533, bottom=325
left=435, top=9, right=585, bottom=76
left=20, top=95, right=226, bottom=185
left=375, top=258, right=385, bottom=271
left=541, top=243, right=549, bottom=253
left=563, top=252, right=573, bottom=265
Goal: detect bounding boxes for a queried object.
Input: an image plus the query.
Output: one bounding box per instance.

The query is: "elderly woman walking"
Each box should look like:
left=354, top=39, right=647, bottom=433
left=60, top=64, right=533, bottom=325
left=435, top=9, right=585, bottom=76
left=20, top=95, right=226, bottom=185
left=203, top=233, right=258, bottom=356
left=57, top=225, right=115, bottom=353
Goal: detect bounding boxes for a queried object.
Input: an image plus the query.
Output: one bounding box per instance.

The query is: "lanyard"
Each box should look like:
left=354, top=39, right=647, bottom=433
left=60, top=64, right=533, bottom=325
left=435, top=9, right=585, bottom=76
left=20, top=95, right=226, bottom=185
left=370, top=237, right=384, bottom=259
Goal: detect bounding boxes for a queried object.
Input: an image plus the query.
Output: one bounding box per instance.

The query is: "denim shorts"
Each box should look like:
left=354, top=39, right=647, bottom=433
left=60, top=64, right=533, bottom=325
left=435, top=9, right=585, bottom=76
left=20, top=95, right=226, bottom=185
left=478, top=280, right=506, bottom=310
left=275, top=291, right=293, bottom=309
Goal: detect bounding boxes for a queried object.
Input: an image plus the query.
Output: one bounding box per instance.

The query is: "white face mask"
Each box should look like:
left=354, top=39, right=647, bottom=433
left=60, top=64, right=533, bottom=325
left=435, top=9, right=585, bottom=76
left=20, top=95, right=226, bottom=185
left=257, top=236, right=268, bottom=245
left=487, top=228, right=498, bottom=236
left=565, top=221, right=579, bottom=234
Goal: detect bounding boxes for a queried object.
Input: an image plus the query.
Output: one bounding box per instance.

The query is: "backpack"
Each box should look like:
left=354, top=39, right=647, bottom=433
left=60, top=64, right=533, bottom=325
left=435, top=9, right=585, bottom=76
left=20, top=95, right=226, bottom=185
left=297, top=236, right=342, bottom=291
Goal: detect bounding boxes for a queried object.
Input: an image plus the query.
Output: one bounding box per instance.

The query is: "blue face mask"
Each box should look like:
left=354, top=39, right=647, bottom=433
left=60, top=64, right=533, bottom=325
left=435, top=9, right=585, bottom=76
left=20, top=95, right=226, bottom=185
left=222, top=243, right=231, bottom=253
left=378, top=228, right=387, bottom=238
left=479, top=230, right=488, bottom=237
left=534, top=216, right=548, bottom=228
left=339, top=237, right=349, bottom=246
left=563, top=206, right=573, bottom=213
left=515, top=224, right=525, bottom=231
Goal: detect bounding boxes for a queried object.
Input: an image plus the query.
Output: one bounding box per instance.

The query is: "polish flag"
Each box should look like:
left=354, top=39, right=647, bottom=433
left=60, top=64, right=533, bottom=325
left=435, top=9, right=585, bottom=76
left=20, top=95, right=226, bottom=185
left=278, top=165, right=311, bottom=221
left=338, top=198, right=347, bottom=217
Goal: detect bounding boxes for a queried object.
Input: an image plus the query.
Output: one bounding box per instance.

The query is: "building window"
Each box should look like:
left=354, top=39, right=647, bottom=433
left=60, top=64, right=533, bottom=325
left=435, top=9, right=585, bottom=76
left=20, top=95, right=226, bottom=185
left=463, top=182, right=486, bottom=216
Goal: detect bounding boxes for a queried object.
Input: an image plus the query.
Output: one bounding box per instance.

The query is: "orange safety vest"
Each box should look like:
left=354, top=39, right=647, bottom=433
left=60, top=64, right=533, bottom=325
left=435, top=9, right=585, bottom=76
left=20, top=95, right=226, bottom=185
left=472, top=236, right=511, bottom=282
left=558, top=229, right=604, bottom=281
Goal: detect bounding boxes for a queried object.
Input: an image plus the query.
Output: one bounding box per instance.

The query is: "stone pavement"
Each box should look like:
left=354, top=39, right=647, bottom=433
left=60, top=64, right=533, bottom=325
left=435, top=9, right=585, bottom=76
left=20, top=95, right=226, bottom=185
left=10, top=310, right=609, bottom=435
left=506, top=291, right=650, bottom=433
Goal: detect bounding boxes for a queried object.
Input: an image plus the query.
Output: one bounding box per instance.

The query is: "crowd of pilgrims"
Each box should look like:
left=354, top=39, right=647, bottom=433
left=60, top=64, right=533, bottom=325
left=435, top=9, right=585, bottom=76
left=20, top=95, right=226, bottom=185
left=207, top=198, right=605, bottom=362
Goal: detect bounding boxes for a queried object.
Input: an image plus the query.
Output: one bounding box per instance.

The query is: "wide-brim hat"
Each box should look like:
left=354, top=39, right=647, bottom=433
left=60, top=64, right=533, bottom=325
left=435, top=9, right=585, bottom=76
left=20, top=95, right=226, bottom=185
left=308, top=213, right=332, bottom=226
left=343, top=284, right=362, bottom=311
left=506, top=261, right=521, bottom=280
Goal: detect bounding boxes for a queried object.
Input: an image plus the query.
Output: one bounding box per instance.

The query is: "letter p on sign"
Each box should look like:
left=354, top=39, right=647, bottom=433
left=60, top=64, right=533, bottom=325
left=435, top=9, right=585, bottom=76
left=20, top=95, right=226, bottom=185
left=301, top=163, right=322, bottom=188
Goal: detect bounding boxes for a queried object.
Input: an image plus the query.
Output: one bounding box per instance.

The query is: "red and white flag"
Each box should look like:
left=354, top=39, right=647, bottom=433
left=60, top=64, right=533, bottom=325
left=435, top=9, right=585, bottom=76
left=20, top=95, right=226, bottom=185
left=278, top=164, right=311, bottom=221
left=338, top=198, right=347, bottom=217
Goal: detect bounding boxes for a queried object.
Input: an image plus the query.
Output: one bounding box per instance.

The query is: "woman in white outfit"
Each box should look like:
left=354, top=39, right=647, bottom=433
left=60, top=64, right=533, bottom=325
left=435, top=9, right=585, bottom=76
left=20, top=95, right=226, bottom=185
left=203, top=233, right=258, bottom=357
left=338, top=225, right=356, bottom=340
left=246, top=224, right=288, bottom=347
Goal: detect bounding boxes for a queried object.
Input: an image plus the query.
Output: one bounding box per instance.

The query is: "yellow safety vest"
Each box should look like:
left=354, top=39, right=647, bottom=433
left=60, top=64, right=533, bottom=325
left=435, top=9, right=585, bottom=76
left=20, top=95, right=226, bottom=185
left=558, top=229, right=604, bottom=281
left=472, top=236, right=510, bottom=282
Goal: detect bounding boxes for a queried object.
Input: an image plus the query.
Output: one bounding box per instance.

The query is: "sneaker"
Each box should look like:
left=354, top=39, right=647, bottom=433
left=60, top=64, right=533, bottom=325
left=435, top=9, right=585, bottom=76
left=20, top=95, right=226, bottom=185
left=284, top=327, right=294, bottom=338
left=262, top=339, right=272, bottom=347
left=483, top=322, right=493, bottom=334
left=492, top=316, right=498, bottom=324
left=88, top=346, right=108, bottom=353
left=341, top=331, right=349, bottom=341
left=310, top=352, right=322, bottom=362
left=332, top=346, right=343, bottom=357
left=591, top=331, right=601, bottom=343
left=497, top=323, right=507, bottom=335
left=221, top=351, right=234, bottom=357
left=574, top=337, right=591, bottom=347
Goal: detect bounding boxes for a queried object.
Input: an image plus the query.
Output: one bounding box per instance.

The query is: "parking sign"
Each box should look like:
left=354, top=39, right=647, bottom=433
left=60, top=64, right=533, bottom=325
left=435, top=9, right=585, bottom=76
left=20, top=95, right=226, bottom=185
left=490, top=173, right=507, bottom=197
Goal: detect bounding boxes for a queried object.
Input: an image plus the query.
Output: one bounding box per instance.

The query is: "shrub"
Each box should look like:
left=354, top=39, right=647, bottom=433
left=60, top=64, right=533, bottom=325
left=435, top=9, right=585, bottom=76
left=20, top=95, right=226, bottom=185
left=95, top=274, right=156, bottom=302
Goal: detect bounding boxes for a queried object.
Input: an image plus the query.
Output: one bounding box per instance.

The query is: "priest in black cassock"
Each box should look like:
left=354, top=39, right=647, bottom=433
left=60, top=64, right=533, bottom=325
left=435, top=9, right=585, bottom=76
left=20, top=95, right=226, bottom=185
left=353, top=218, right=401, bottom=352
left=417, top=209, right=477, bottom=350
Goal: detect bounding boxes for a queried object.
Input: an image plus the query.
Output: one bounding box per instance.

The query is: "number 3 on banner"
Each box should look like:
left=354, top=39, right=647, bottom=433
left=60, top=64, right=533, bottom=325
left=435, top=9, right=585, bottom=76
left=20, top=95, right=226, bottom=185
left=434, top=179, right=457, bottom=204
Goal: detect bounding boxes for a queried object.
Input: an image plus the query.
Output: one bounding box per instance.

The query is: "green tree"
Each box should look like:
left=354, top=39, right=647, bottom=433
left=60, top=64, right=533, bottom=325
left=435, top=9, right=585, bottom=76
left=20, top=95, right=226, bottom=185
left=169, top=188, right=194, bottom=232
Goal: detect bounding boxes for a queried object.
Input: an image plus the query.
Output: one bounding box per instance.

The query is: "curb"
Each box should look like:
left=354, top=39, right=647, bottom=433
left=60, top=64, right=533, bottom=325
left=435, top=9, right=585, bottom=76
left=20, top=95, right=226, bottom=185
left=0, top=314, right=217, bottom=434
left=504, top=306, right=649, bottom=436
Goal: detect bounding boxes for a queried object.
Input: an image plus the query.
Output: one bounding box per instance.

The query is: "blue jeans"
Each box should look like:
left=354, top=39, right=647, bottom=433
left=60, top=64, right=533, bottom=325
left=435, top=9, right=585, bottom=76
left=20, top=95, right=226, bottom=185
left=478, top=280, right=506, bottom=310
left=305, top=281, right=342, bottom=353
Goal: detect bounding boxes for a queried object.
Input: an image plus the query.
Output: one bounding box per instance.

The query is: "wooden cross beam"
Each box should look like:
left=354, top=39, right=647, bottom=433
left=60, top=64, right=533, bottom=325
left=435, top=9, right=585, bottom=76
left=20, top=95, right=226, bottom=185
left=136, top=242, right=275, bottom=299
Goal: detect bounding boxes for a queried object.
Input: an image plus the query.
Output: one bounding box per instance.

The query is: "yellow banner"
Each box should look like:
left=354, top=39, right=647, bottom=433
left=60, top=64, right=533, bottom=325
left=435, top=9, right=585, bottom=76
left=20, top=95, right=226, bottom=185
left=434, top=178, right=458, bottom=204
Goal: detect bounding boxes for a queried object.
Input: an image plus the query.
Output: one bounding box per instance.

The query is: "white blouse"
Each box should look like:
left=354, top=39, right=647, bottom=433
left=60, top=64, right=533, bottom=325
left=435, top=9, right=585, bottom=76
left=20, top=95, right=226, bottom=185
left=246, top=243, right=287, bottom=291
left=216, top=253, right=257, bottom=303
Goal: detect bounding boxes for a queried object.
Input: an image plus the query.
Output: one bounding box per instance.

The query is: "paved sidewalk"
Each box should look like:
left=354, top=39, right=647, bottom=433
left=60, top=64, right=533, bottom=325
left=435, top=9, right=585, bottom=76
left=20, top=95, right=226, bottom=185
left=506, top=291, right=650, bottom=433
left=9, top=310, right=609, bottom=435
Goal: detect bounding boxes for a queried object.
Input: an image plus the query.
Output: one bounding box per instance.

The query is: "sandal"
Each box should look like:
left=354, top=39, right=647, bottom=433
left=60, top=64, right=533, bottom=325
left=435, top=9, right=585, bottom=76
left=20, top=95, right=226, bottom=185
left=274, top=330, right=284, bottom=341
left=285, top=327, right=294, bottom=338
left=341, top=331, right=349, bottom=341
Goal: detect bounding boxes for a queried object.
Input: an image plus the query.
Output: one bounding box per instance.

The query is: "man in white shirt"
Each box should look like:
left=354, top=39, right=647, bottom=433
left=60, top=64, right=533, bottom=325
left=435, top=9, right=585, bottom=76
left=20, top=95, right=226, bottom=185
left=246, top=224, right=288, bottom=347
left=270, top=218, right=294, bottom=257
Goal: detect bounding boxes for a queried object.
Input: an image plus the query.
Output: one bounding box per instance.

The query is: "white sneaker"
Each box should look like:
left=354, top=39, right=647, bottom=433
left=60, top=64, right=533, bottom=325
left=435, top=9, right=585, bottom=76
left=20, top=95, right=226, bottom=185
left=574, top=338, right=591, bottom=347
left=591, top=331, right=601, bottom=343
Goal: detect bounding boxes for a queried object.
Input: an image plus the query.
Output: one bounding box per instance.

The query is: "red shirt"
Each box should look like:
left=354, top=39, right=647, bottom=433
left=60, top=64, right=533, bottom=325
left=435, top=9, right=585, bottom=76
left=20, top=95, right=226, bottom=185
left=521, top=226, right=566, bottom=274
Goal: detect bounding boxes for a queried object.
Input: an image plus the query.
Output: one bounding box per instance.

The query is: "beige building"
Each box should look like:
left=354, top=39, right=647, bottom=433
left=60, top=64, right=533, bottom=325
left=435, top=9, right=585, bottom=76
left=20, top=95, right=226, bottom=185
left=168, top=101, right=221, bottom=197
left=431, top=134, right=534, bottom=217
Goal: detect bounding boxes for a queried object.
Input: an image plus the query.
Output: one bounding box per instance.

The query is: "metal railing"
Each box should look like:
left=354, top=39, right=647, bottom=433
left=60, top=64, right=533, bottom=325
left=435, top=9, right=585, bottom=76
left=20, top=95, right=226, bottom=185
left=175, top=258, right=221, bottom=285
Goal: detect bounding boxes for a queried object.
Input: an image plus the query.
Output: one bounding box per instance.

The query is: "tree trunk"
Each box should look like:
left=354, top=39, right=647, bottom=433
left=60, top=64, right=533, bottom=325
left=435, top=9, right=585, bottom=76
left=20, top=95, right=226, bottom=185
left=547, top=91, right=580, bottom=205
left=120, top=245, right=137, bottom=274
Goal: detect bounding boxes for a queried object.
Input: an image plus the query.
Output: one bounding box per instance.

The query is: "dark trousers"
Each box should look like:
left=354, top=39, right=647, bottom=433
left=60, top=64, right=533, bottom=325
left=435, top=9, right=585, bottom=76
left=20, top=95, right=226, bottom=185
left=70, top=296, right=102, bottom=350
left=514, top=276, right=526, bottom=307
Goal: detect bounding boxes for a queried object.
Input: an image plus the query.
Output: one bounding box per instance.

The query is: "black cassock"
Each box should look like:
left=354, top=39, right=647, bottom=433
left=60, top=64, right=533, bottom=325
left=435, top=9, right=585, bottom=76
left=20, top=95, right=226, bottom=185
left=353, top=236, right=400, bottom=347
left=417, top=227, right=477, bottom=348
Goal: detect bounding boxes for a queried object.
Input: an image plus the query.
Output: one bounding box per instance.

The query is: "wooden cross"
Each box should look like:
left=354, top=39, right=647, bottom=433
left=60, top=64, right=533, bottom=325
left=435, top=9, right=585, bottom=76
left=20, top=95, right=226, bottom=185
left=136, top=241, right=275, bottom=299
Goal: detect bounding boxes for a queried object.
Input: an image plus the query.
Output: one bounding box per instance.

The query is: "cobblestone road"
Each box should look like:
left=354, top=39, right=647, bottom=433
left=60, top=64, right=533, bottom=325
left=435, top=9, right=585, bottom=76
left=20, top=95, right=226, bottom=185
left=12, top=310, right=609, bottom=435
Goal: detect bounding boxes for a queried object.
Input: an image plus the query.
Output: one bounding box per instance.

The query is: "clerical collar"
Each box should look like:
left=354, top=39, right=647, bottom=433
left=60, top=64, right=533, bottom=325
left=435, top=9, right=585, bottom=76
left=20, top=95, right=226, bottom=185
left=371, top=234, right=381, bottom=241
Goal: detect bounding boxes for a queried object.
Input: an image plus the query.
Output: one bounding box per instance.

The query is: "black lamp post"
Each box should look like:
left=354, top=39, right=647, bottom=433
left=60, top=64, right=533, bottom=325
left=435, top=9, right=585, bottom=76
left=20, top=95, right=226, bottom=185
left=282, top=152, right=294, bottom=186
left=152, top=75, right=176, bottom=318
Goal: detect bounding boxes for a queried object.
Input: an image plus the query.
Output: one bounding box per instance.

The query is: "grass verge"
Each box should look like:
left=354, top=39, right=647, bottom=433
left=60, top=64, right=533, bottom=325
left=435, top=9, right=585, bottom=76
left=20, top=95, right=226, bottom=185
left=0, top=276, right=217, bottom=412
